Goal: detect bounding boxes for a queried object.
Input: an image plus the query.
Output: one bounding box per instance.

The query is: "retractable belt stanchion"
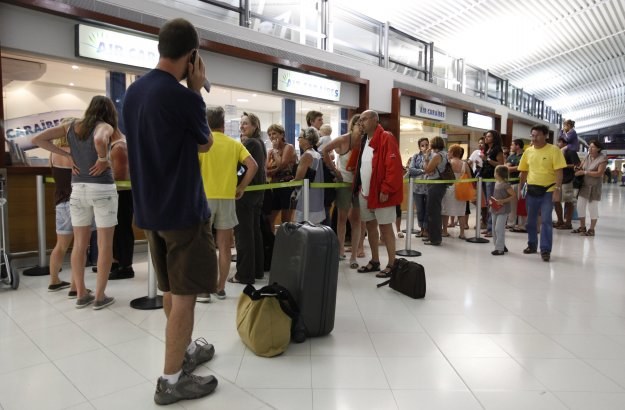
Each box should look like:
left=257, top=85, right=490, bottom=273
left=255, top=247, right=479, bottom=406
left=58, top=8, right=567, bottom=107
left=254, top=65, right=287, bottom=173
left=397, top=177, right=421, bottom=257
left=130, top=246, right=163, bottom=310
left=466, top=177, right=489, bottom=244
left=23, top=175, right=50, bottom=276
left=302, top=179, right=310, bottom=221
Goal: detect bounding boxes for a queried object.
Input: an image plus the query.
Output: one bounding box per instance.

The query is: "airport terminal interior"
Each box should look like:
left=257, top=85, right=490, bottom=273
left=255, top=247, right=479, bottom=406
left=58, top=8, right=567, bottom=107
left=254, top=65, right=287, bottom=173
left=1, top=186, right=624, bottom=409
left=2, top=0, right=625, bottom=409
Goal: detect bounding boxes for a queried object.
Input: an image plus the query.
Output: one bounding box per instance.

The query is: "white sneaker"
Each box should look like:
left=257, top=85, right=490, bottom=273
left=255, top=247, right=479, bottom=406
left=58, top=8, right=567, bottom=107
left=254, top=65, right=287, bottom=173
left=196, top=293, right=212, bottom=303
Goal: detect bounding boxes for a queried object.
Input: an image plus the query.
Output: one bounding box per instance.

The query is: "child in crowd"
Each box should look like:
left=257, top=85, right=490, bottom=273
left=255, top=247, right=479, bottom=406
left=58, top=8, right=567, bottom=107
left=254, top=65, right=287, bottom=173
left=490, top=165, right=515, bottom=255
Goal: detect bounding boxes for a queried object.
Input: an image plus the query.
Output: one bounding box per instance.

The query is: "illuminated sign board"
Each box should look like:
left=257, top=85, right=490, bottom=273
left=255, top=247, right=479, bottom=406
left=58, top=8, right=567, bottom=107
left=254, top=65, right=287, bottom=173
left=272, top=68, right=341, bottom=101
left=410, top=99, right=447, bottom=121
left=75, top=24, right=158, bottom=69
left=463, top=111, right=494, bottom=130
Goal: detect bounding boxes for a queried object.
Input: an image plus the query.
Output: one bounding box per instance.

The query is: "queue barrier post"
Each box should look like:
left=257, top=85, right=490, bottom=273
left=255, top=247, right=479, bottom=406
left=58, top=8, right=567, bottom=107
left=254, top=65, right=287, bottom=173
left=466, top=177, right=489, bottom=244
left=396, top=176, right=421, bottom=257
left=303, top=178, right=310, bottom=221
left=23, top=175, right=50, bottom=276
left=130, top=246, right=163, bottom=310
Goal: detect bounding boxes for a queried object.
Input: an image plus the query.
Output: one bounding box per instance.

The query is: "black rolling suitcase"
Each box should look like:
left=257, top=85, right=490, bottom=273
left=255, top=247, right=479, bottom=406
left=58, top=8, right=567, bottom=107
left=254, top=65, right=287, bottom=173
left=269, top=222, right=339, bottom=337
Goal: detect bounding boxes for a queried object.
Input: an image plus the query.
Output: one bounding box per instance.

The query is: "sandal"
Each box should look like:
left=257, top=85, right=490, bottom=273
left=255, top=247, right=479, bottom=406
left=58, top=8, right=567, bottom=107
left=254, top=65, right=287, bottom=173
left=397, top=232, right=405, bottom=238
left=582, top=229, right=595, bottom=236
left=227, top=276, right=242, bottom=284
left=357, top=260, right=380, bottom=273
left=349, top=260, right=359, bottom=269
left=458, top=235, right=466, bottom=240
left=375, top=265, right=393, bottom=278
left=357, top=251, right=366, bottom=258
left=571, top=227, right=587, bottom=234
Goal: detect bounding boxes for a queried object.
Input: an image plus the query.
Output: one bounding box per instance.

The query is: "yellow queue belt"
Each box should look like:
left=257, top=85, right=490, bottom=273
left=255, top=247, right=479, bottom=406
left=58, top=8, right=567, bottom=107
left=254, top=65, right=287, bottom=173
left=45, top=177, right=519, bottom=190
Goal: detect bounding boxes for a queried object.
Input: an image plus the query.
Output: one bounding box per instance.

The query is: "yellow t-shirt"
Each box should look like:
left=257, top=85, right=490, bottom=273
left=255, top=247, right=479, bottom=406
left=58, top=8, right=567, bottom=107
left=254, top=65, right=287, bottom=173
left=518, top=143, right=567, bottom=191
left=199, top=131, right=251, bottom=199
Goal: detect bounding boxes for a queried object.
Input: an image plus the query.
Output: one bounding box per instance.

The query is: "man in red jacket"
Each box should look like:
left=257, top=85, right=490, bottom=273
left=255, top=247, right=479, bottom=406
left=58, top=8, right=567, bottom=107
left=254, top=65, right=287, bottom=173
left=353, top=110, right=404, bottom=278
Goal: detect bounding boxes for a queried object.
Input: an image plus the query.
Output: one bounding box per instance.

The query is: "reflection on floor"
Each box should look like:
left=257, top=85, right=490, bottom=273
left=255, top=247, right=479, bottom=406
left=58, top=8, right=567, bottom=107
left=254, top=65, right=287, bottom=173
left=1, top=185, right=625, bottom=410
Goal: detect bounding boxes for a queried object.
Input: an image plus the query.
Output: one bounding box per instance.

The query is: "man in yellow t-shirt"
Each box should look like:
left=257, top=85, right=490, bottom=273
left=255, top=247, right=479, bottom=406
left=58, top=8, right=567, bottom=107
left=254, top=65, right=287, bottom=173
left=518, top=124, right=567, bottom=262
left=198, top=107, right=258, bottom=301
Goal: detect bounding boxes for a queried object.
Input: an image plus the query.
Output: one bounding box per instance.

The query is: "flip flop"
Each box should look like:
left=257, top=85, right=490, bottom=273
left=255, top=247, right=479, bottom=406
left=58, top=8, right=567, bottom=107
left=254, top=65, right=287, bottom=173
left=349, top=260, right=359, bottom=269
left=356, top=251, right=366, bottom=258
left=227, top=276, right=243, bottom=284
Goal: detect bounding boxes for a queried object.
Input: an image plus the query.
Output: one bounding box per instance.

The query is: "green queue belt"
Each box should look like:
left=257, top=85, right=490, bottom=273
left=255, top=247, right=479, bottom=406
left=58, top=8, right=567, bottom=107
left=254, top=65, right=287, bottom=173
left=45, top=177, right=520, bottom=191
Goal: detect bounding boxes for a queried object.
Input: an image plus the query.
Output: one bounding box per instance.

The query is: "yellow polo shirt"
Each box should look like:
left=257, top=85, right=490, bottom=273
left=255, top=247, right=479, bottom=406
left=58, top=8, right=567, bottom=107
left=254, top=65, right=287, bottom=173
left=199, top=131, right=251, bottom=199
left=518, top=143, right=567, bottom=190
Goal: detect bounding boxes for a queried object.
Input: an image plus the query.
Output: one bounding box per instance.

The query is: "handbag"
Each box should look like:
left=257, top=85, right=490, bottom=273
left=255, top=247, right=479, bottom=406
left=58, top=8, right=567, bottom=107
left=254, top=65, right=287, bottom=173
left=236, top=283, right=304, bottom=357
left=439, top=159, right=456, bottom=182
left=526, top=183, right=555, bottom=197
left=376, top=258, right=426, bottom=299
left=517, top=196, right=527, bottom=217
left=573, top=175, right=584, bottom=189
left=455, top=163, right=476, bottom=201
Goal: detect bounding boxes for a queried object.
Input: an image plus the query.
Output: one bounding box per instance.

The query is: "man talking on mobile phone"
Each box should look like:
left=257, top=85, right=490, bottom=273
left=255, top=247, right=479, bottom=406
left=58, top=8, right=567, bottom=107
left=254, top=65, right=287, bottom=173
left=122, top=18, right=219, bottom=405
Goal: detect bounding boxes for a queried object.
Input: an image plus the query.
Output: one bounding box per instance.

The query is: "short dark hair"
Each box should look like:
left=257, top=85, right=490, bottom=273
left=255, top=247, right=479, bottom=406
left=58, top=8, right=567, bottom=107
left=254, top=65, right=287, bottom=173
left=531, top=124, right=550, bottom=136
left=430, top=136, right=445, bottom=150
left=206, top=106, right=225, bottom=129
left=158, top=18, right=199, bottom=60
left=557, top=136, right=567, bottom=144
left=306, top=110, right=323, bottom=127
left=588, top=139, right=604, bottom=152
left=512, top=138, right=524, bottom=149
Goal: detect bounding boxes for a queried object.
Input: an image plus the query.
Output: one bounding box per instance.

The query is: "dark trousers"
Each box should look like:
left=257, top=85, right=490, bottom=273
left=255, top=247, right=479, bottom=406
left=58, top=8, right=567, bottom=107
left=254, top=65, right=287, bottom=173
left=113, top=190, right=134, bottom=267
left=234, top=192, right=264, bottom=283
left=426, top=184, right=447, bottom=243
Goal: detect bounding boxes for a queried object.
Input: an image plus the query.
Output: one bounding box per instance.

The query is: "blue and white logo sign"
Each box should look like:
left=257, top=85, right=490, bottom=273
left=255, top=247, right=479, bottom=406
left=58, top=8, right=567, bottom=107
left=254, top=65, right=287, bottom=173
left=273, top=68, right=341, bottom=102
left=76, top=24, right=158, bottom=69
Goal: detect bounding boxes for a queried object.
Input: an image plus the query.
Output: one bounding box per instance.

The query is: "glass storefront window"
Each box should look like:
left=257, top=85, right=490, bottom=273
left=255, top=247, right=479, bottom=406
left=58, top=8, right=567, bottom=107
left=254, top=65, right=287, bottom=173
left=398, top=117, right=447, bottom=166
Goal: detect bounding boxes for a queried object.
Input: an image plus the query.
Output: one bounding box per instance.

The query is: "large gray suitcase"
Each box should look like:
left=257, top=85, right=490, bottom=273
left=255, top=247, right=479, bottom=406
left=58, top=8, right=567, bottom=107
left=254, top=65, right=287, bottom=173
left=269, top=222, right=339, bottom=337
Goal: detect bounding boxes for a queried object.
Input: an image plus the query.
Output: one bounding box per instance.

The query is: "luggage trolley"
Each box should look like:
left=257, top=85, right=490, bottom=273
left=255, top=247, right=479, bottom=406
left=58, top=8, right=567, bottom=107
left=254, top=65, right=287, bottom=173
left=0, top=169, right=18, bottom=289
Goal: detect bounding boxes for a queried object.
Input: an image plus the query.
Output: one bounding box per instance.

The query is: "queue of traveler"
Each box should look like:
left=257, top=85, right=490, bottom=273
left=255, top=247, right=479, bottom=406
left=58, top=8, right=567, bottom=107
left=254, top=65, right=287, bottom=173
left=29, top=16, right=609, bottom=406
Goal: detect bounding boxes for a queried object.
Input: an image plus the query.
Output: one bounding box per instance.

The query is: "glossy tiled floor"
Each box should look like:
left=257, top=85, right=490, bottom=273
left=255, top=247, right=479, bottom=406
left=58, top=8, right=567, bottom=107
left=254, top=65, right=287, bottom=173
left=1, top=184, right=624, bottom=410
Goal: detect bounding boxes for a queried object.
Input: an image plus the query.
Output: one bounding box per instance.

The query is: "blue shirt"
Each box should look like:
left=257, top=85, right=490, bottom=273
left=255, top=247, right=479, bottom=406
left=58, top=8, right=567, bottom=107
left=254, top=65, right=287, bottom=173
left=122, top=69, right=210, bottom=230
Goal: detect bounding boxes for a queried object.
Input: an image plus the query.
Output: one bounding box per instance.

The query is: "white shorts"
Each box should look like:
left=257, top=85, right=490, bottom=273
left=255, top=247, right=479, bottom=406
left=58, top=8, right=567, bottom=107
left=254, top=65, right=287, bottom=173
left=70, top=183, right=118, bottom=228
left=207, top=198, right=238, bottom=230
left=359, top=193, right=396, bottom=225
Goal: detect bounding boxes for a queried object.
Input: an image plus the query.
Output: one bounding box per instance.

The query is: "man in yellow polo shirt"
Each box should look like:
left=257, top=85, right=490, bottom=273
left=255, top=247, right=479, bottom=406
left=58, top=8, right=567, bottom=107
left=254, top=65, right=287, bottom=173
left=518, top=124, right=567, bottom=262
left=198, top=107, right=258, bottom=301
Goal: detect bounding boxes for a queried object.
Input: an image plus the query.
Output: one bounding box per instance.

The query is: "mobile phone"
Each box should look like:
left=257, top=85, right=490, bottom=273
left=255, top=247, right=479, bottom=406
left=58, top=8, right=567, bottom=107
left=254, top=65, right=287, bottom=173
left=190, top=49, right=197, bottom=64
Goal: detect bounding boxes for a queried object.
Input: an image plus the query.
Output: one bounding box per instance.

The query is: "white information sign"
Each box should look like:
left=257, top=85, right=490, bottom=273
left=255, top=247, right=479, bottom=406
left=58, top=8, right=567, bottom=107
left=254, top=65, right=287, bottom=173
left=273, top=68, right=341, bottom=102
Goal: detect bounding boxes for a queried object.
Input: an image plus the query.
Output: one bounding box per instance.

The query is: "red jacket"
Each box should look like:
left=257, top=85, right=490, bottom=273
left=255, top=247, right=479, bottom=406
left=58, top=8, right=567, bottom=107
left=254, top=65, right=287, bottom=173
left=354, top=124, right=404, bottom=209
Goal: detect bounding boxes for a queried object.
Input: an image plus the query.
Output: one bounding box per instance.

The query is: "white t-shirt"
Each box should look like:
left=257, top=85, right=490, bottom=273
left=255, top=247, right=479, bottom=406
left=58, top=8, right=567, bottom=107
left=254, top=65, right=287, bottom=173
left=317, top=135, right=332, bottom=151
left=468, top=149, right=483, bottom=172
left=360, top=139, right=374, bottom=197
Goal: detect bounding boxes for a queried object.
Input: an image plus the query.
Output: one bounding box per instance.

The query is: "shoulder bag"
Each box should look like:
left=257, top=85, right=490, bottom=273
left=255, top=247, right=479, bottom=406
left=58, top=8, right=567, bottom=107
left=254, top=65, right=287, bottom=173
left=455, top=162, right=476, bottom=201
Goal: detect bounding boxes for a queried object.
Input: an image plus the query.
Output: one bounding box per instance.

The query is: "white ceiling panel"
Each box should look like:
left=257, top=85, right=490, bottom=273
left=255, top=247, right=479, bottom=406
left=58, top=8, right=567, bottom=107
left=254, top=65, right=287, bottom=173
left=347, top=0, right=625, bottom=132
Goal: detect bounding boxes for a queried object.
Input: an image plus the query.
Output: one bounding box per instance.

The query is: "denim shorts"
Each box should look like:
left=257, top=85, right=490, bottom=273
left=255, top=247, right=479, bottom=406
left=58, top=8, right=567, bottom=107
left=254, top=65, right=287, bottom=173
left=70, top=183, right=118, bottom=228
left=55, top=201, right=73, bottom=235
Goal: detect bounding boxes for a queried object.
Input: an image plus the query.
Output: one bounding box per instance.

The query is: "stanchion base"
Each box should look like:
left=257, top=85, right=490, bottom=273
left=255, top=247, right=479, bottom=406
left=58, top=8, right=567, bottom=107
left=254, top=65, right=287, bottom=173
left=130, top=295, right=163, bottom=310
left=22, top=266, right=50, bottom=276
left=396, top=249, right=422, bottom=257
left=466, top=237, right=489, bottom=244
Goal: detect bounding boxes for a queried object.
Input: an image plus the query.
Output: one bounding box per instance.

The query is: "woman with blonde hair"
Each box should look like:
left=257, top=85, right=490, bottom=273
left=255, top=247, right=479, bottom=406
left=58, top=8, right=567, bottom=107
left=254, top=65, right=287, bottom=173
left=33, top=96, right=118, bottom=309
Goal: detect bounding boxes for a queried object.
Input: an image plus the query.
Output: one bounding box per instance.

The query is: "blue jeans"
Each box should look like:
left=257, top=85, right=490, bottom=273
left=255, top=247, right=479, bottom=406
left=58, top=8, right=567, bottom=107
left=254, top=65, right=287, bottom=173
left=484, top=181, right=495, bottom=232
left=413, top=193, right=428, bottom=229
left=526, top=191, right=554, bottom=253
